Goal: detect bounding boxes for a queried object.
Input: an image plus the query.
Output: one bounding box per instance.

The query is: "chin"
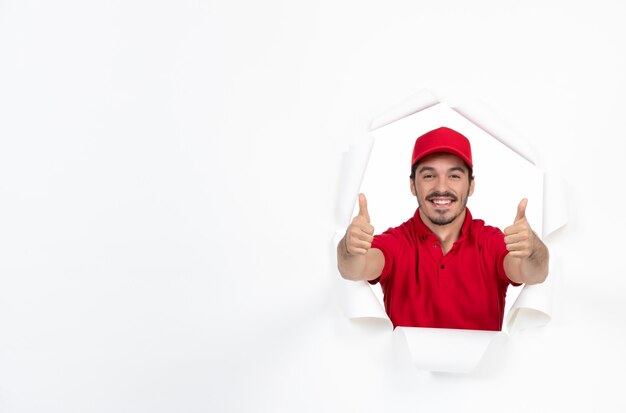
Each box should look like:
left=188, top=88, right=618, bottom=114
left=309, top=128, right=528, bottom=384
left=426, top=208, right=463, bottom=226
left=429, top=216, right=456, bottom=226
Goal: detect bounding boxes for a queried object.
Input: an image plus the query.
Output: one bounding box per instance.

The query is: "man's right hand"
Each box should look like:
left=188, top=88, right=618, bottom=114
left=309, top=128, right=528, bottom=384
left=338, top=193, right=384, bottom=281
left=344, top=193, right=375, bottom=256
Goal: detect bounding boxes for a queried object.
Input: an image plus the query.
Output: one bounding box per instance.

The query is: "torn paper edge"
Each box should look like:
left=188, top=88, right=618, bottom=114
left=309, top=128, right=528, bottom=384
left=542, top=172, right=568, bottom=238
left=369, top=89, right=440, bottom=132
left=335, top=135, right=375, bottom=229
left=451, top=103, right=537, bottom=165
left=505, top=246, right=561, bottom=335
left=332, top=230, right=388, bottom=321
left=395, top=327, right=501, bottom=374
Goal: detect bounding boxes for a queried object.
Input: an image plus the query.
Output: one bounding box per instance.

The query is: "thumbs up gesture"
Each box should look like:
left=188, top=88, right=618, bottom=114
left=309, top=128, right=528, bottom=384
left=345, top=193, right=375, bottom=255
left=504, top=198, right=536, bottom=259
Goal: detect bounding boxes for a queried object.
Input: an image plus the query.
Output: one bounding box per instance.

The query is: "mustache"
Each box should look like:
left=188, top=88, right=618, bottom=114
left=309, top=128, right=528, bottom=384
left=426, top=192, right=458, bottom=201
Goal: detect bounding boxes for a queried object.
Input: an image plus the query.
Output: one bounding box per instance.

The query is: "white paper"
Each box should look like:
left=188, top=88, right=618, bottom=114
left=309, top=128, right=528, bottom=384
left=451, top=101, right=538, bottom=165
left=506, top=256, right=559, bottom=334
left=332, top=230, right=388, bottom=321
left=335, top=136, right=374, bottom=228
left=369, top=89, right=440, bottom=132
left=340, top=280, right=389, bottom=321
left=396, top=327, right=501, bottom=373
left=542, top=172, right=568, bottom=238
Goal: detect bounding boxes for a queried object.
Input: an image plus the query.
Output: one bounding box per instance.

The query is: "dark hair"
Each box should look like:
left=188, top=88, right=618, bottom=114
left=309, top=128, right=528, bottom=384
left=410, top=161, right=473, bottom=183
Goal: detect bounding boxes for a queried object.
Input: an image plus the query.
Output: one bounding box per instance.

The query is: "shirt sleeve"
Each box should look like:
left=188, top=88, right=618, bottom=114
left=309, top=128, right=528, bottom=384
left=481, top=225, right=522, bottom=287
left=368, top=229, right=399, bottom=285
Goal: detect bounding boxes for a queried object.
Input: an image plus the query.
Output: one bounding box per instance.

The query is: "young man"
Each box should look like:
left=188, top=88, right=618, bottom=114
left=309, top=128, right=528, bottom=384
left=337, top=127, right=549, bottom=331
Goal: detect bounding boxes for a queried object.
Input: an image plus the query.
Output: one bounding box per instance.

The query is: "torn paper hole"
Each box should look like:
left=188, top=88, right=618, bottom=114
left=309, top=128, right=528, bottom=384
left=334, top=89, right=567, bottom=373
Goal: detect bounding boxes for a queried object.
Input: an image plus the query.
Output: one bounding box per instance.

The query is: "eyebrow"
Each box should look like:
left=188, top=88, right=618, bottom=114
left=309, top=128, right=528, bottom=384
left=449, top=167, right=467, bottom=174
left=418, top=166, right=467, bottom=174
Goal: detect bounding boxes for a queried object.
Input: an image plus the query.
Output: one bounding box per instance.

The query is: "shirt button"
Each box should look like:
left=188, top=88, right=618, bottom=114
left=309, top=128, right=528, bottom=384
left=440, top=264, right=445, bottom=269
left=433, top=244, right=438, bottom=248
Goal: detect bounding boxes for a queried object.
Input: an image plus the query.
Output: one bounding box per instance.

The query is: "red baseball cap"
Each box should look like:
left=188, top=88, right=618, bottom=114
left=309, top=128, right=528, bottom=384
left=411, top=126, right=473, bottom=171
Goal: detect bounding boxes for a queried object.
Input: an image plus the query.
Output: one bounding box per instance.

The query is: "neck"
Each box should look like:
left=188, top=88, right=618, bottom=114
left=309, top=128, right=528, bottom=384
left=419, top=209, right=466, bottom=254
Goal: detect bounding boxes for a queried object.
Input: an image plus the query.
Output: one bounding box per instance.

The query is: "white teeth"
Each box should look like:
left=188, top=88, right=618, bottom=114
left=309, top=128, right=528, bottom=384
left=433, top=200, right=451, bottom=205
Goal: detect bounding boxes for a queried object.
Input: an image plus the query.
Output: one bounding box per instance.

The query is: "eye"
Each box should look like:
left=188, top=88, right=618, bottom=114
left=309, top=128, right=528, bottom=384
left=450, top=174, right=461, bottom=180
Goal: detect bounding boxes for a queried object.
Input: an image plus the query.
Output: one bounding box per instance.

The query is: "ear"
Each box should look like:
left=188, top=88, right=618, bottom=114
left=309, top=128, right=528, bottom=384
left=468, top=176, right=475, bottom=197
left=410, top=177, right=417, bottom=196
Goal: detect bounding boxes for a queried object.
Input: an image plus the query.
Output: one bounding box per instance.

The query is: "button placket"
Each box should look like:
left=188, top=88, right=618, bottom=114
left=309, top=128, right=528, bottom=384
left=437, top=257, right=447, bottom=287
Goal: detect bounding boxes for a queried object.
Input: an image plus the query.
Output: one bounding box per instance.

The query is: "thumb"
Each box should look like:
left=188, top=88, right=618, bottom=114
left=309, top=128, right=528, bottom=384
left=358, top=193, right=370, bottom=222
left=515, top=198, right=528, bottom=222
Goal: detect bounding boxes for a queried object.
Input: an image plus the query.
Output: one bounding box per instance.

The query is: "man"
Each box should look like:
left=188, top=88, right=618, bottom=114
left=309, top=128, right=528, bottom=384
left=337, top=126, right=549, bottom=331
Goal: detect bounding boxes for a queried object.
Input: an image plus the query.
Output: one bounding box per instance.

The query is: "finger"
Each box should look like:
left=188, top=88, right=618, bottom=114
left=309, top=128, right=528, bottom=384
left=505, top=240, right=530, bottom=252
left=507, top=250, right=531, bottom=259
left=349, top=239, right=373, bottom=251
left=504, top=232, right=530, bottom=245
left=349, top=222, right=374, bottom=238
left=503, top=225, right=515, bottom=236
left=348, top=226, right=374, bottom=243
left=355, top=231, right=374, bottom=243
left=348, top=247, right=368, bottom=256
left=503, top=223, right=524, bottom=236
left=515, top=198, right=528, bottom=222
left=358, top=193, right=370, bottom=222
left=360, top=223, right=374, bottom=236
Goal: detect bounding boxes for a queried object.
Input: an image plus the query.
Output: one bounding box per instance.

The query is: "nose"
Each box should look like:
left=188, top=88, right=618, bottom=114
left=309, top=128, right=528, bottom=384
left=434, top=176, right=449, bottom=193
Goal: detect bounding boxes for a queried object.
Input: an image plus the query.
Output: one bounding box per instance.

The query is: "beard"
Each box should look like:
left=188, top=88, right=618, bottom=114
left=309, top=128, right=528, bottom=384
left=418, top=190, right=469, bottom=226
left=428, top=209, right=464, bottom=226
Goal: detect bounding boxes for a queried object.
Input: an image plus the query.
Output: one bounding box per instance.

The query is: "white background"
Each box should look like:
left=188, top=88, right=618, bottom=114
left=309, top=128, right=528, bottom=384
left=0, top=1, right=625, bottom=412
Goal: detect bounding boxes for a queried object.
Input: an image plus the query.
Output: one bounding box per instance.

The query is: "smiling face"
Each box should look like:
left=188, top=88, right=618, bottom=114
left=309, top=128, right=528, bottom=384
left=410, top=152, right=475, bottom=227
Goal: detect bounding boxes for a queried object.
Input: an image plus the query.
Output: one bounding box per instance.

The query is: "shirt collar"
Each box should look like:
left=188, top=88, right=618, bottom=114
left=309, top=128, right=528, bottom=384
left=413, top=207, right=473, bottom=241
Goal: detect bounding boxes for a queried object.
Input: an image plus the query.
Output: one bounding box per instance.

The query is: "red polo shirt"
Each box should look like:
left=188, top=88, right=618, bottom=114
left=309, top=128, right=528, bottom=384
left=370, top=208, right=518, bottom=331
